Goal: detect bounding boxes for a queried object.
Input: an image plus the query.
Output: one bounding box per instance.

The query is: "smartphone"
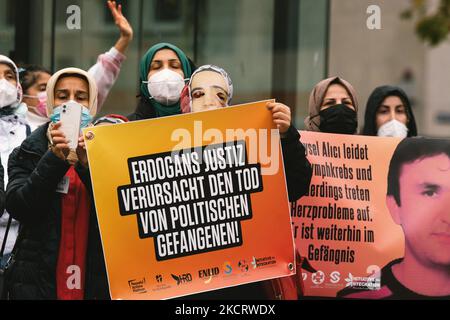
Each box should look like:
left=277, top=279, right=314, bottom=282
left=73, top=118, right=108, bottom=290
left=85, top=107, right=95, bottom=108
left=60, top=101, right=82, bottom=150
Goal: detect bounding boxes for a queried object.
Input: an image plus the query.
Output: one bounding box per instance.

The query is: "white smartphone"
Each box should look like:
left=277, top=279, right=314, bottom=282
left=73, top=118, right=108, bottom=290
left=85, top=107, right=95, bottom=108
left=59, top=101, right=82, bottom=150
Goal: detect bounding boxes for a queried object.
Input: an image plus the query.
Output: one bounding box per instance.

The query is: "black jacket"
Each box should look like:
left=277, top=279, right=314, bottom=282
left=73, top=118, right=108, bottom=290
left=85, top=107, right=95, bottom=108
left=362, top=85, right=418, bottom=137
left=127, top=96, right=157, bottom=121
left=281, top=125, right=312, bottom=202
left=0, top=160, right=4, bottom=216
left=4, top=123, right=109, bottom=300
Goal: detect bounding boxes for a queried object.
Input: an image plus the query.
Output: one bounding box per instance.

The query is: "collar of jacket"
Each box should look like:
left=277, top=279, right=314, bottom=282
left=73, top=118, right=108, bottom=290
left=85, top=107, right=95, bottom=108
left=19, top=121, right=51, bottom=157
left=131, top=96, right=157, bottom=120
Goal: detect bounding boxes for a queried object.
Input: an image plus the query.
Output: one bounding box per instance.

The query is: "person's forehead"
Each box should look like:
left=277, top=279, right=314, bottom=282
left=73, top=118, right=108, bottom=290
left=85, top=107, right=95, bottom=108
left=191, top=71, right=227, bottom=89
left=382, top=95, right=403, bottom=106
left=0, top=62, right=15, bottom=73
left=152, top=49, right=180, bottom=62
left=399, top=154, right=450, bottom=184
left=36, top=72, right=51, bottom=83
left=55, top=76, right=89, bottom=91
left=324, top=84, right=350, bottom=98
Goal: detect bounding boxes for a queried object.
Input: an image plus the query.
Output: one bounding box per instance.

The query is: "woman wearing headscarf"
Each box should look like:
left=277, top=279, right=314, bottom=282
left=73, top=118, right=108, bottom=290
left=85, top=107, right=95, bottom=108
left=305, top=76, right=359, bottom=135
left=128, top=42, right=193, bottom=121
left=5, top=68, right=109, bottom=300
left=179, top=65, right=311, bottom=300
left=361, top=85, right=417, bottom=138
left=0, top=55, right=30, bottom=270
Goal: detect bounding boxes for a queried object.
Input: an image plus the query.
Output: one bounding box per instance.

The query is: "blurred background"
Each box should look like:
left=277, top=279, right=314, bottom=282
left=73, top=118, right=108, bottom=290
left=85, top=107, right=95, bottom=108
left=1, top=0, right=449, bottom=137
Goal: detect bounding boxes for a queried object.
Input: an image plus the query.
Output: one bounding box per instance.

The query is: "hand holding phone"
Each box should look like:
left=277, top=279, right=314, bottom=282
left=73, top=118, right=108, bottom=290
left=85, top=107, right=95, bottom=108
left=59, top=101, right=82, bottom=149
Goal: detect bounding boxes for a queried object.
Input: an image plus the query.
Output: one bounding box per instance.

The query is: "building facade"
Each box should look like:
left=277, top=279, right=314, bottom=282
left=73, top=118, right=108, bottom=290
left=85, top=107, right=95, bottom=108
left=1, top=0, right=449, bottom=137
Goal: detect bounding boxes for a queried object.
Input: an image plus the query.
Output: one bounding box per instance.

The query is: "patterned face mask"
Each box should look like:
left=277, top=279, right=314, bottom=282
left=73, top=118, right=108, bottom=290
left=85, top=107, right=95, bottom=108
left=50, top=100, right=93, bottom=129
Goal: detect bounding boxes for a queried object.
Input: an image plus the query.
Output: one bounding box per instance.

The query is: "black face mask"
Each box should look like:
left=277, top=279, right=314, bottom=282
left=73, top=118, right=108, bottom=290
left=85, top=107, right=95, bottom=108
left=318, top=104, right=357, bottom=134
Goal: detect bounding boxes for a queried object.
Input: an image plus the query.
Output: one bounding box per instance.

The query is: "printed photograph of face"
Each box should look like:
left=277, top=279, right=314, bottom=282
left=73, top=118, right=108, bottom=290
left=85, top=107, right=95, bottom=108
left=387, top=154, right=450, bottom=267
left=190, top=70, right=230, bottom=113
left=386, top=138, right=450, bottom=297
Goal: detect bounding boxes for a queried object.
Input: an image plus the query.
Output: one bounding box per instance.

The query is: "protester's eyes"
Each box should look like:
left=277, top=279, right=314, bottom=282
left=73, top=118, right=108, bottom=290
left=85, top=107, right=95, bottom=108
left=377, top=107, right=389, bottom=114
left=150, top=62, right=162, bottom=71
left=56, top=92, right=68, bottom=100
left=76, top=93, right=89, bottom=101
left=5, top=72, right=15, bottom=81
left=38, top=84, right=47, bottom=91
left=343, top=99, right=353, bottom=106
left=322, top=100, right=335, bottom=107
left=170, top=61, right=181, bottom=69
left=396, top=106, right=406, bottom=114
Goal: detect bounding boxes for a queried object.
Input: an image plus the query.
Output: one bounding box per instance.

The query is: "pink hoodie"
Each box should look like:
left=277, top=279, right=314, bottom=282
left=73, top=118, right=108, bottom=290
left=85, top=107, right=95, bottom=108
left=88, top=46, right=126, bottom=110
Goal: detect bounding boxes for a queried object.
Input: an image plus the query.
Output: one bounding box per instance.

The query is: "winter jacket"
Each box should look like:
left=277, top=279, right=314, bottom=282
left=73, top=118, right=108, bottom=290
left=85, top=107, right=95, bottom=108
left=0, top=160, right=4, bottom=217
left=0, top=116, right=30, bottom=256
left=362, top=85, right=417, bottom=137
left=127, top=96, right=157, bottom=121
left=281, top=125, right=312, bottom=202
left=4, top=123, right=109, bottom=300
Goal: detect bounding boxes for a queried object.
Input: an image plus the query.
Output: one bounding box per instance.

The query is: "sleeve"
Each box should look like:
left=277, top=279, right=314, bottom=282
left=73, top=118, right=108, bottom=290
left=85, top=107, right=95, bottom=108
left=0, top=160, right=5, bottom=216
left=5, top=148, right=70, bottom=224
left=280, top=125, right=313, bottom=202
left=88, top=47, right=127, bottom=111
left=74, top=162, right=93, bottom=195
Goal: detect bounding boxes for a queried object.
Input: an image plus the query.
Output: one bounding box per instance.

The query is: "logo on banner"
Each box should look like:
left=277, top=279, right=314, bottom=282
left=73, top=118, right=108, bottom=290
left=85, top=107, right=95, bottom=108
left=345, top=273, right=381, bottom=290
left=251, top=256, right=277, bottom=269
left=128, top=278, right=147, bottom=294
left=152, top=275, right=172, bottom=292
left=238, top=260, right=249, bottom=272
left=330, top=271, right=341, bottom=284
left=312, top=271, right=325, bottom=285
left=171, top=273, right=193, bottom=285
left=199, top=267, right=220, bottom=284
left=223, top=261, right=233, bottom=275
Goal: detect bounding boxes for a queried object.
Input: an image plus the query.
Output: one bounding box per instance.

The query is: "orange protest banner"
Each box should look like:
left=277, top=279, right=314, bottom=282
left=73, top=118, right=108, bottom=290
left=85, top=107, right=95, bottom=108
left=84, top=100, right=295, bottom=300
left=293, top=131, right=405, bottom=297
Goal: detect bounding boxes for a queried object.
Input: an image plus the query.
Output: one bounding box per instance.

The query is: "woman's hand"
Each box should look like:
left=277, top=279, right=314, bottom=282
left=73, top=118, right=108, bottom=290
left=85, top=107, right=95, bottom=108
left=76, top=134, right=89, bottom=168
left=50, top=122, right=70, bottom=161
left=108, top=0, right=133, bottom=54
left=267, top=102, right=291, bottom=134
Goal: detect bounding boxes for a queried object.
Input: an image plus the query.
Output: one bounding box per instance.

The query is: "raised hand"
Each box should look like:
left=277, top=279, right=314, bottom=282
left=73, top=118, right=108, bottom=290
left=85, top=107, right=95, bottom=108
left=107, top=0, right=133, bottom=53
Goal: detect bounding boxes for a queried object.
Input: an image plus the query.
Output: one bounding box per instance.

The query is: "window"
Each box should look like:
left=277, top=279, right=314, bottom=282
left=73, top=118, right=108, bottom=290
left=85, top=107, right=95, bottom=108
left=103, top=0, right=130, bottom=24
left=155, top=0, right=182, bottom=22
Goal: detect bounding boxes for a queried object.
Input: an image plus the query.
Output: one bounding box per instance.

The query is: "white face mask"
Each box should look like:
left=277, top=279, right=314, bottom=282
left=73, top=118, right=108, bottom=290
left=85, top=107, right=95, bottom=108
left=377, top=119, right=409, bottom=138
left=145, top=69, right=185, bottom=106
left=0, top=78, right=18, bottom=108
